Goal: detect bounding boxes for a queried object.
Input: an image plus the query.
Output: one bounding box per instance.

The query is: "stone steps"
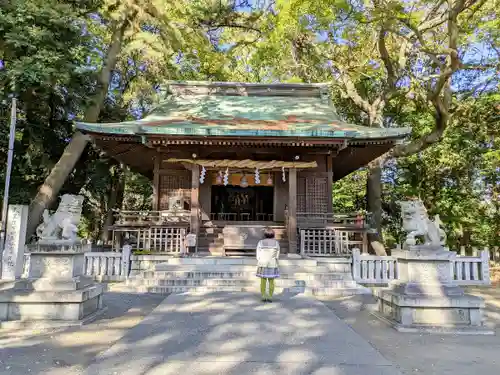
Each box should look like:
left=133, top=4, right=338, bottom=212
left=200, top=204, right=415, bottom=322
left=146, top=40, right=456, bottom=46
left=121, top=285, right=368, bottom=297
left=122, top=256, right=367, bottom=297
left=128, top=278, right=359, bottom=288
left=137, top=270, right=347, bottom=280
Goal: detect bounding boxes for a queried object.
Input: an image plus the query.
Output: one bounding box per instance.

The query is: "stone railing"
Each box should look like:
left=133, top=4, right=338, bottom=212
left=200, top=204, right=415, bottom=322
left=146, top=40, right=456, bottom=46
left=452, top=250, right=490, bottom=285
left=352, top=248, right=398, bottom=284
left=83, top=248, right=131, bottom=281
left=22, top=246, right=132, bottom=281
left=352, top=248, right=491, bottom=286
left=299, top=227, right=368, bottom=256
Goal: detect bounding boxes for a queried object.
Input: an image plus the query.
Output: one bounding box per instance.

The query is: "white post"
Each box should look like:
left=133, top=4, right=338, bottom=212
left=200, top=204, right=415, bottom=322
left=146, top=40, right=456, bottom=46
left=352, top=248, right=361, bottom=281
left=300, top=230, right=305, bottom=256
left=1, top=205, right=28, bottom=280
left=481, top=249, right=490, bottom=285
left=121, top=244, right=132, bottom=277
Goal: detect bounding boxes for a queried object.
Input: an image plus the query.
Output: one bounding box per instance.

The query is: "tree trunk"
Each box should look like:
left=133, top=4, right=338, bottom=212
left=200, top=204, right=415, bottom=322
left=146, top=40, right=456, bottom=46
left=100, top=164, right=126, bottom=243
left=366, top=160, right=387, bottom=256
left=26, top=16, right=132, bottom=239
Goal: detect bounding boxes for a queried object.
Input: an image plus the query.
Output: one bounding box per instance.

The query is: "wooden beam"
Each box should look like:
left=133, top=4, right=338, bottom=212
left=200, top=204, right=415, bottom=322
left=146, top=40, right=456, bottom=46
left=152, top=155, right=160, bottom=210
left=190, top=165, right=200, bottom=240
left=288, top=168, right=297, bottom=253
left=327, top=154, right=333, bottom=214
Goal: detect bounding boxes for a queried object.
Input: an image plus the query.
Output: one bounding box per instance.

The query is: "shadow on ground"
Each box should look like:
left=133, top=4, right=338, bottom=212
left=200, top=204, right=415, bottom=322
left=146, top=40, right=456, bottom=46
left=81, top=291, right=400, bottom=375
left=0, top=286, right=165, bottom=375
left=320, top=286, right=500, bottom=375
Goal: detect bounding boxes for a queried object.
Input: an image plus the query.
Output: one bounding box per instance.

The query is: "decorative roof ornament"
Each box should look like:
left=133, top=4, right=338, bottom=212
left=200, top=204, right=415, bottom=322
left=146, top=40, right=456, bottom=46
left=254, top=168, right=260, bottom=184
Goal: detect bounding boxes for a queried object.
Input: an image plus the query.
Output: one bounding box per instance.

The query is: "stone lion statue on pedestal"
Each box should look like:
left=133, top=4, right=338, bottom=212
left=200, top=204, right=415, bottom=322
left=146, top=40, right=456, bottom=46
left=399, top=199, right=447, bottom=248
left=36, top=194, right=84, bottom=242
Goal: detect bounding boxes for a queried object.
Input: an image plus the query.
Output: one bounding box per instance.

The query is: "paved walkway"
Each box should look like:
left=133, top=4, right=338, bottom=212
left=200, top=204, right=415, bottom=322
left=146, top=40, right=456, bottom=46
left=83, top=292, right=402, bottom=375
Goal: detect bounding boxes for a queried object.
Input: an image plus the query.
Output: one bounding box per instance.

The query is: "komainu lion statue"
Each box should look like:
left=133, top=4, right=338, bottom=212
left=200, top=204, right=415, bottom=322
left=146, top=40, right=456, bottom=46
left=36, top=194, right=84, bottom=242
left=399, top=199, right=447, bottom=248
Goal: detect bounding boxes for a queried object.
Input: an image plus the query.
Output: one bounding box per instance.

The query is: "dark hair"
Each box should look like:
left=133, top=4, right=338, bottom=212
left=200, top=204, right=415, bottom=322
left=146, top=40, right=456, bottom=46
left=263, top=227, right=275, bottom=239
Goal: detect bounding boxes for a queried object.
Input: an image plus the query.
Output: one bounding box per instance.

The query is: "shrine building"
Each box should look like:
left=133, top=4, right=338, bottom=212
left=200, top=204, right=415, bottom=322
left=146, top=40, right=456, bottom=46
left=76, top=81, right=410, bottom=256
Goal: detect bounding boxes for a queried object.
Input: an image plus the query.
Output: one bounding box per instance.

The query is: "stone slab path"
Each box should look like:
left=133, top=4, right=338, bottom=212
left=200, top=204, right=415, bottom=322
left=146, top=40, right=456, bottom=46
left=83, top=292, right=403, bottom=375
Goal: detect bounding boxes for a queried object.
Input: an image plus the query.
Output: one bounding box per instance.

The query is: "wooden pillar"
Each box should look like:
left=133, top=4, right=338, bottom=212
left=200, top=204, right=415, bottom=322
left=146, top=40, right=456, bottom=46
left=152, top=155, right=160, bottom=210
left=288, top=168, right=297, bottom=253
left=191, top=165, right=200, bottom=238
left=327, top=154, right=333, bottom=214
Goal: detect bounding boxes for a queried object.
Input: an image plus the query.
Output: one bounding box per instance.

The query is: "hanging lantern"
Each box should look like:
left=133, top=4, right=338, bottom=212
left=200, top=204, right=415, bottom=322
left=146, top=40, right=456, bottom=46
left=254, top=168, right=260, bottom=184
left=215, top=170, right=223, bottom=185
left=223, top=168, right=229, bottom=186
left=282, top=167, right=286, bottom=182
left=240, top=173, right=249, bottom=188
left=266, top=173, right=273, bottom=185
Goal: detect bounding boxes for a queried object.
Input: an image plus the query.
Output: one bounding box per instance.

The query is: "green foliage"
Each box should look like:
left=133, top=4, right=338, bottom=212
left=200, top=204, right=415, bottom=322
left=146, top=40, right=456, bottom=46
left=0, top=0, right=498, bottom=251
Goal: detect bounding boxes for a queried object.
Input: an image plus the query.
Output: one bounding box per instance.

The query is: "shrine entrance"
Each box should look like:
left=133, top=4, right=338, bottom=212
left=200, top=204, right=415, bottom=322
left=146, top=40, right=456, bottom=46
left=211, top=185, right=274, bottom=222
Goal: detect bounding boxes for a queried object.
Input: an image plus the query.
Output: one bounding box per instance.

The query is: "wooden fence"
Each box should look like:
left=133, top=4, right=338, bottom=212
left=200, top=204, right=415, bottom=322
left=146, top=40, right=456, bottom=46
left=112, top=227, right=186, bottom=252
left=352, top=248, right=491, bottom=286
left=299, top=228, right=368, bottom=256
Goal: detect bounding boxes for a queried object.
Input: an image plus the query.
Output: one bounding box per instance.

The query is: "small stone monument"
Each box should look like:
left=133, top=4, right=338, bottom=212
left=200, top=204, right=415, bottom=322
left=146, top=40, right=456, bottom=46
left=374, top=198, right=492, bottom=334
left=0, top=194, right=105, bottom=328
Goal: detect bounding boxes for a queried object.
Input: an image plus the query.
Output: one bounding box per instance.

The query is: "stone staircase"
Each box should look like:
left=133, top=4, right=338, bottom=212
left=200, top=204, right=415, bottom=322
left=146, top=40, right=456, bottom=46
left=124, top=256, right=370, bottom=297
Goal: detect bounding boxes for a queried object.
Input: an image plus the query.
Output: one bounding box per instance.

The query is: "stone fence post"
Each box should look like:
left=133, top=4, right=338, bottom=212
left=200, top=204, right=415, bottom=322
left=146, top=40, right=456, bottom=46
left=351, top=248, right=361, bottom=281
left=121, top=244, right=131, bottom=277
left=481, top=249, right=490, bottom=285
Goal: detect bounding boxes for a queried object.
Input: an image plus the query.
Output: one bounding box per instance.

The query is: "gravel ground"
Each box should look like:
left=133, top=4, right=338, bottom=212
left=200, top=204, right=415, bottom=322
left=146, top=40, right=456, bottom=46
left=0, top=284, right=165, bottom=375
left=320, top=286, right=500, bottom=375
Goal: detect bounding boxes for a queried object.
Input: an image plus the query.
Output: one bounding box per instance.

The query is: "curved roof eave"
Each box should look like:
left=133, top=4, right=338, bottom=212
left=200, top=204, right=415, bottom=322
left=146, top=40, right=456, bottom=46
left=75, top=121, right=411, bottom=140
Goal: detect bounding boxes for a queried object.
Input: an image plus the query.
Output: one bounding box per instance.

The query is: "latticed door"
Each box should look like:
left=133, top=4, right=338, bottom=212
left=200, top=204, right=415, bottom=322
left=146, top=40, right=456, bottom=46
left=306, top=177, right=328, bottom=213
left=159, top=171, right=191, bottom=210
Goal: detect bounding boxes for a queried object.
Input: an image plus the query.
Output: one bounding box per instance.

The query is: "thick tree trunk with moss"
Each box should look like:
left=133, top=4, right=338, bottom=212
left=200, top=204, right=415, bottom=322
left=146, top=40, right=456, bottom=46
left=26, top=17, right=131, bottom=238
left=366, top=160, right=387, bottom=256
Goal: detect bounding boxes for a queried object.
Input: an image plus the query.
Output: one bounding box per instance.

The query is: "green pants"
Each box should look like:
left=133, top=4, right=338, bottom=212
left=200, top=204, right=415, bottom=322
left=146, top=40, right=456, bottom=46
left=260, top=278, right=275, bottom=300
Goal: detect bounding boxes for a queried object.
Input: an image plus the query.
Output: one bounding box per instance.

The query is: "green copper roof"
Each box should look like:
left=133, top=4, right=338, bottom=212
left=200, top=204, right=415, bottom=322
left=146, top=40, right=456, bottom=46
left=76, top=82, right=411, bottom=140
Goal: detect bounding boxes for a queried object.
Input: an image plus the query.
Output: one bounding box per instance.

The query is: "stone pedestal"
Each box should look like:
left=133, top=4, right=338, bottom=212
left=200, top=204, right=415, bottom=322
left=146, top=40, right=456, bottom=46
left=0, top=245, right=106, bottom=329
left=375, top=246, right=492, bottom=334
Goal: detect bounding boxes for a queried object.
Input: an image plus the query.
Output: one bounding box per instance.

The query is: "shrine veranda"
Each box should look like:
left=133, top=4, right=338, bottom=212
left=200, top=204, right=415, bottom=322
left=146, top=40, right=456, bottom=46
left=76, top=81, right=411, bottom=256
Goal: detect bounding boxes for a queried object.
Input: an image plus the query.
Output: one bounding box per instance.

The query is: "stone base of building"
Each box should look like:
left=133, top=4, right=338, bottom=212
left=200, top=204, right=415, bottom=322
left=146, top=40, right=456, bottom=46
left=374, top=288, right=494, bottom=335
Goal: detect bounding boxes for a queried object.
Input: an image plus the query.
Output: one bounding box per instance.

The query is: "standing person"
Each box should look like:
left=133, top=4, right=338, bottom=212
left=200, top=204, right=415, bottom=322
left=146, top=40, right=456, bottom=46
left=256, top=227, right=280, bottom=302
left=184, top=229, right=197, bottom=257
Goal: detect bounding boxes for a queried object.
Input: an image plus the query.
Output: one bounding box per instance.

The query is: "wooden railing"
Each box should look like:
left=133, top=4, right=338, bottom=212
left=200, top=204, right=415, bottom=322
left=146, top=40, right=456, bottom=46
left=300, top=227, right=368, bottom=256
left=209, top=213, right=275, bottom=221
left=297, top=212, right=372, bottom=228
left=113, top=210, right=190, bottom=226
left=352, top=248, right=398, bottom=284
left=112, top=226, right=186, bottom=253
left=452, top=250, right=490, bottom=285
